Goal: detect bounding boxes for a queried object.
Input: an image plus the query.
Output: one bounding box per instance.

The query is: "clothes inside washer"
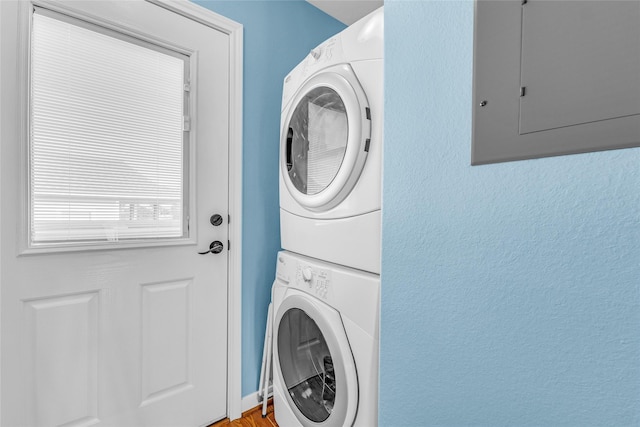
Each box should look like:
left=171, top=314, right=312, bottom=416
left=322, top=355, right=336, bottom=405
left=288, top=363, right=336, bottom=423
left=279, top=308, right=338, bottom=422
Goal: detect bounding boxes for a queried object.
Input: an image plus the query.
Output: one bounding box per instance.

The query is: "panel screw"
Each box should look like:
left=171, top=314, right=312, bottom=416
left=479, top=100, right=488, bottom=107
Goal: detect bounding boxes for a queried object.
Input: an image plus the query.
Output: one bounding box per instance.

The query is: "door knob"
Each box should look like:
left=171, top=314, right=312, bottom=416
left=210, top=214, right=223, bottom=226
left=198, top=240, right=224, bottom=255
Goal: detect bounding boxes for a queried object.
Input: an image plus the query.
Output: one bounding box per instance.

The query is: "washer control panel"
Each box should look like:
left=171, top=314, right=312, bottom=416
left=295, top=263, right=331, bottom=300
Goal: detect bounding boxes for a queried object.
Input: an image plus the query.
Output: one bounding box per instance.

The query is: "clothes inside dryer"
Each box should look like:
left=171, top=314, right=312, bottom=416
left=277, top=308, right=337, bottom=423
left=286, top=87, right=348, bottom=195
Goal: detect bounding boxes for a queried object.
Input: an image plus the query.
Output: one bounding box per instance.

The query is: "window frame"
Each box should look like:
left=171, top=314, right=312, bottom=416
left=20, top=3, right=198, bottom=255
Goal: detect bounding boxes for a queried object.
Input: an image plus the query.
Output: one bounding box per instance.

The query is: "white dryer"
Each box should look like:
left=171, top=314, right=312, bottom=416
left=272, top=250, right=379, bottom=427
left=279, top=7, right=383, bottom=274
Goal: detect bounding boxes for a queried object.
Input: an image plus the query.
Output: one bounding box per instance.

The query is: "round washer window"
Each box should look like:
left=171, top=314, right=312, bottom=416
left=277, top=308, right=336, bottom=422
left=286, top=87, right=348, bottom=196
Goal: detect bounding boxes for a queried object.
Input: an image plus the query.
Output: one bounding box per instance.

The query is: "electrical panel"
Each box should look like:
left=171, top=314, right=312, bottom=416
left=472, top=0, right=640, bottom=165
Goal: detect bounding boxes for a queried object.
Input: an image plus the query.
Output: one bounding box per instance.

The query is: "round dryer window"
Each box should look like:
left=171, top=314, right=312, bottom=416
left=282, top=64, right=371, bottom=211
left=287, top=87, right=348, bottom=196
left=275, top=293, right=358, bottom=427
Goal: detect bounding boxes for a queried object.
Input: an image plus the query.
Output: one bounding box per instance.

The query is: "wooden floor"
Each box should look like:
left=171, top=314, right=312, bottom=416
left=208, top=400, right=278, bottom=427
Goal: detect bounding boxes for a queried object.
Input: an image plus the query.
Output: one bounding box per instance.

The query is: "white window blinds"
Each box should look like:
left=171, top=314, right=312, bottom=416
left=30, top=9, right=189, bottom=245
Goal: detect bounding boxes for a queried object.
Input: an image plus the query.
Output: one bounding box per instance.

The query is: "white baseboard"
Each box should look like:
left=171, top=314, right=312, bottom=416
left=240, top=391, right=260, bottom=414
left=240, top=386, right=273, bottom=414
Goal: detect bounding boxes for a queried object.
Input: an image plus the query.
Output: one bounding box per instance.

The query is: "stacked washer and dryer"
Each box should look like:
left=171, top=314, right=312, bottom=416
left=271, top=7, right=383, bottom=427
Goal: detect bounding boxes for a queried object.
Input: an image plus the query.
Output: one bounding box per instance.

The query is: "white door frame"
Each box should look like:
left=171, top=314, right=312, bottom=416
left=0, top=3, right=3, bottom=426
left=0, top=0, right=244, bottom=422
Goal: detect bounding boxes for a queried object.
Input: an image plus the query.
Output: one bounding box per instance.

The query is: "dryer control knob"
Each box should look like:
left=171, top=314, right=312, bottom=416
left=302, top=267, right=313, bottom=282
left=310, top=48, right=321, bottom=60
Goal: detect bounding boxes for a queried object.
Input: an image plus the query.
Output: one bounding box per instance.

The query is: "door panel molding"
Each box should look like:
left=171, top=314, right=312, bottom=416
left=140, top=279, right=193, bottom=407
left=23, top=291, right=100, bottom=427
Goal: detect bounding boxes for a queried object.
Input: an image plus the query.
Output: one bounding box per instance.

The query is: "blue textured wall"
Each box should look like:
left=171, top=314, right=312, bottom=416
left=193, top=1, right=344, bottom=397
left=381, top=1, right=640, bottom=426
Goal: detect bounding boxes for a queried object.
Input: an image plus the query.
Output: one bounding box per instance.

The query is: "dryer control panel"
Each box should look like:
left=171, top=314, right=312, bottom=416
left=281, top=35, right=345, bottom=109
left=295, top=263, right=332, bottom=300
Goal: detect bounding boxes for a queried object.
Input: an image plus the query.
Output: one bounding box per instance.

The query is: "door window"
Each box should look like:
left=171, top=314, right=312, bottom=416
left=277, top=308, right=336, bottom=422
left=29, top=8, right=189, bottom=246
left=286, top=87, right=348, bottom=195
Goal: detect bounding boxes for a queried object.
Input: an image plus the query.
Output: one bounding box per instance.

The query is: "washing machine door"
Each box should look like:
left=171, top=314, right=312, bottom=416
left=281, top=64, right=371, bottom=212
left=274, top=292, right=358, bottom=427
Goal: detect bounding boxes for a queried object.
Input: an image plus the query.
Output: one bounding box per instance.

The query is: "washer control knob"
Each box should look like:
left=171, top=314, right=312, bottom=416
left=302, top=267, right=313, bottom=282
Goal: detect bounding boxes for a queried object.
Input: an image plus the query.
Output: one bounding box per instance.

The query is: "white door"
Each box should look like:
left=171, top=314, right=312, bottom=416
left=0, top=1, right=231, bottom=425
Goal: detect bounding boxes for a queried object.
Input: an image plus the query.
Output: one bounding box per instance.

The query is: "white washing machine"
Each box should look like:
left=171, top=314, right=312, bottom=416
left=272, top=250, right=379, bottom=427
left=279, top=7, right=383, bottom=274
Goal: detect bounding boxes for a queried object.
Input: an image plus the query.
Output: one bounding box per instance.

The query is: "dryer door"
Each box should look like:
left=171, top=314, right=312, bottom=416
left=281, top=64, right=371, bottom=212
left=274, top=292, right=358, bottom=427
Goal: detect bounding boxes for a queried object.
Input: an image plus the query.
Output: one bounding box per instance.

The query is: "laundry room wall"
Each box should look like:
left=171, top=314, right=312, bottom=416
left=192, top=1, right=345, bottom=398
left=381, top=1, right=640, bottom=426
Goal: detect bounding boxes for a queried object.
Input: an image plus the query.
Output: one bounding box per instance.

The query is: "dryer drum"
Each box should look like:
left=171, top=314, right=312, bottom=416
left=287, top=86, right=348, bottom=196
